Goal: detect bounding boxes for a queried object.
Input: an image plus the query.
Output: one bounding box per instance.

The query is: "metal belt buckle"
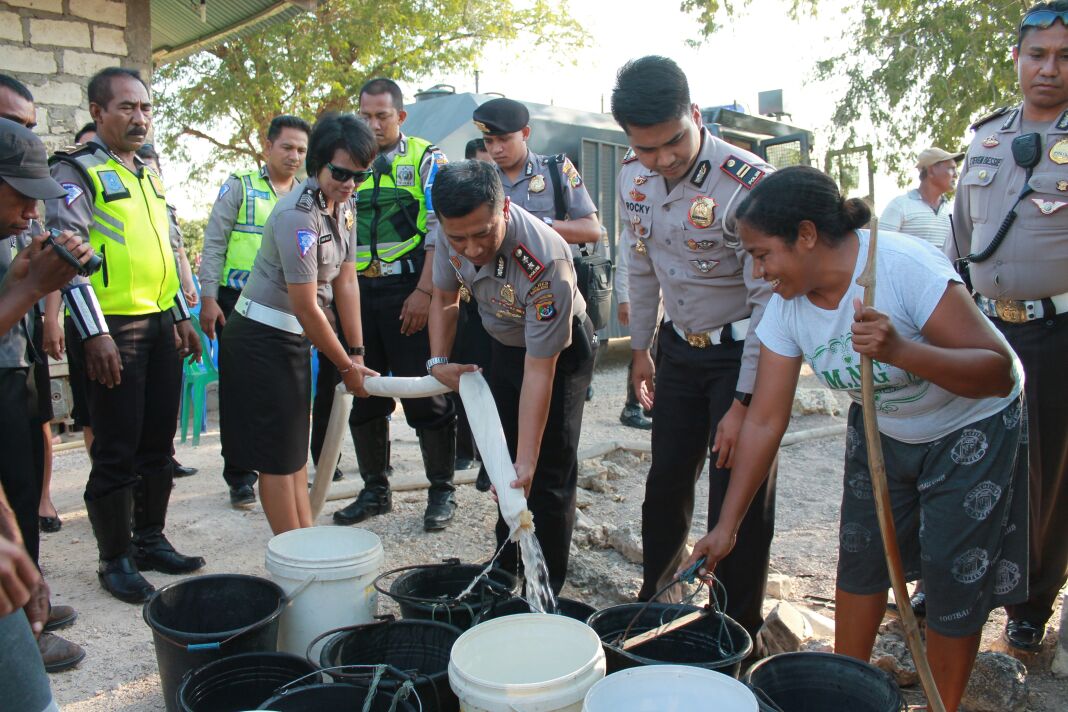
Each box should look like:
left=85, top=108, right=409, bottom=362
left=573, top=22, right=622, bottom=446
left=686, top=331, right=711, bottom=349
left=994, top=299, right=1028, bottom=324
left=362, top=260, right=381, bottom=278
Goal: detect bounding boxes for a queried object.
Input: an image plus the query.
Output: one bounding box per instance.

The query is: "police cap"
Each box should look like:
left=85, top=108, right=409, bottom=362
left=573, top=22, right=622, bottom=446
left=472, top=98, right=529, bottom=136
left=0, top=118, right=65, bottom=200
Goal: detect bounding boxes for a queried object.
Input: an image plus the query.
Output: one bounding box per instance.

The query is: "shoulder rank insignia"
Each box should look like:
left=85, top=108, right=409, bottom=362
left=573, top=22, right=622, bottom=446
left=450, top=255, right=462, bottom=270
left=147, top=170, right=166, bottom=200
left=512, top=243, right=546, bottom=281
left=296, top=190, right=315, bottom=212
left=622, top=148, right=638, bottom=164
left=969, top=105, right=1013, bottom=131
left=690, top=160, right=710, bottom=187
left=495, top=255, right=507, bottom=279
left=54, top=143, right=92, bottom=157
left=1056, top=110, right=1068, bottom=132
left=720, top=156, right=765, bottom=189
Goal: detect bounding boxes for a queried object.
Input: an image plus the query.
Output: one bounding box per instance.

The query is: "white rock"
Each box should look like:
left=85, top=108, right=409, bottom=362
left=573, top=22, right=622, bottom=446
left=765, top=573, right=794, bottom=600
left=792, top=388, right=841, bottom=416
left=602, top=461, right=628, bottom=481
left=961, top=652, right=1028, bottom=712
left=761, top=601, right=811, bottom=655
left=1053, top=592, right=1068, bottom=678
left=608, top=523, right=643, bottom=565
left=576, top=488, right=595, bottom=510
left=871, top=635, right=917, bottom=687
left=577, top=461, right=610, bottom=493
left=795, top=606, right=836, bottom=639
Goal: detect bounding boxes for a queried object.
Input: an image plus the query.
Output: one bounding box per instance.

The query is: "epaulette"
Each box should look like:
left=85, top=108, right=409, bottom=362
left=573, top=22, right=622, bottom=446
left=970, top=106, right=1013, bottom=132
left=52, top=143, right=94, bottom=158
left=622, top=148, right=637, bottom=165
left=295, top=187, right=316, bottom=213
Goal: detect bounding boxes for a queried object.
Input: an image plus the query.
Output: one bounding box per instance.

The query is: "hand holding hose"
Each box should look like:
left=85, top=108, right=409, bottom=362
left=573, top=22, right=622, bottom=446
left=676, top=526, right=736, bottom=582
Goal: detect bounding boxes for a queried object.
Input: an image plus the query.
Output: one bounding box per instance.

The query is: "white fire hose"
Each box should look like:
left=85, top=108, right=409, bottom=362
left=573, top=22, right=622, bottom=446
left=309, top=373, right=529, bottom=537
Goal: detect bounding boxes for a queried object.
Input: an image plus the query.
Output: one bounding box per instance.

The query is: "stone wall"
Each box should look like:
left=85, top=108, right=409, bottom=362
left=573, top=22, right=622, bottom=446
left=0, top=0, right=151, bottom=151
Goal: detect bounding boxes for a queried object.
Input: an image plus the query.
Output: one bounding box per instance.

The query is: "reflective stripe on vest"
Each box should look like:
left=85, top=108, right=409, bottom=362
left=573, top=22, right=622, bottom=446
left=62, top=148, right=178, bottom=315
left=354, top=136, right=433, bottom=271
left=222, top=169, right=277, bottom=289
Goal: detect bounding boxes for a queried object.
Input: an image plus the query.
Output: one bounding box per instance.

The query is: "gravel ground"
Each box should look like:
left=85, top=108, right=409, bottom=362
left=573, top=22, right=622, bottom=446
left=38, top=356, right=1065, bottom=710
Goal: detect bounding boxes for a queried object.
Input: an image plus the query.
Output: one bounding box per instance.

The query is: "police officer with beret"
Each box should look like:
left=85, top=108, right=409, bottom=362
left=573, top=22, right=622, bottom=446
left=46, top=67, right=204, bottom=604
left=331, top=78, right=457, bottom=532
left=610, top=56, right=775, bottom=646
left=946, top=0, right=1068, bottom=651
left=198, top=115, right=311, bottom=508
left=427, top=160, right=595, bottom=594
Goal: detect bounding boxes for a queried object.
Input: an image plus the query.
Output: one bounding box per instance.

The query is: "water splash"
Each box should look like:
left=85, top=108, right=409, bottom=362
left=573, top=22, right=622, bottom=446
left=517, top=526, right=557, bottom=614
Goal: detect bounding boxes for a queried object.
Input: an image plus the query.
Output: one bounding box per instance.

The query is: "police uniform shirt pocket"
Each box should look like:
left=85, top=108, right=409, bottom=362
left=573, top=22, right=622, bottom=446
left=1025, top=174, right=1068, bottom=219
left=522, top=188, right=556, bottom=220
left=1020, top=173, right=1068, bottom=257
left=959, top=166, right=999, bottom=224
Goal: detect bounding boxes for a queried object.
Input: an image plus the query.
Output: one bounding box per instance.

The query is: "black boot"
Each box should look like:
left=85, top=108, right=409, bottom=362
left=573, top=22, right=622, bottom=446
left=85, top=488, right=154, bottom=604
left=132, top=472, right=205, bottom=574
left=333, top=418, right=393, bottom=525
left=421, top=421, right=457, bottom=531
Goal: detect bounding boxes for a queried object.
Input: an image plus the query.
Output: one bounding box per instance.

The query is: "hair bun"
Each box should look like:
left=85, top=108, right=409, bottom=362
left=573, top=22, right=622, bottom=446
left=842, top=197, right=872, bottom=231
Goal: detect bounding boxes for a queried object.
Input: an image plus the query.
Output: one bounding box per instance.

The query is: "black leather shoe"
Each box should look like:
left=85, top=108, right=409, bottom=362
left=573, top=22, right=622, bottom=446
left=98, top=555, right=155, bottom=603
left=475, top=466, right=491, bottom=492
left=39, top=515, right=62, bottom=533
left=1005, top=619, right=1044, bottom=651
left=332, top=468, right=344, bottom=482
left=887, top=590, right=926, bottom=618
left=333, top=488, right=392, bottom=525
left=619, top=404, right=652, bottom=430
left=134, top=534, right=206, bottom=574
left=456, top=457, right=479, bottom=471
left=586, top=384, right=594, bottom=402
left=173, top=461, right=198, bottom=478
left=229, top=484, right=256, bottom=509
left=424, top=490, right=457, bottom=531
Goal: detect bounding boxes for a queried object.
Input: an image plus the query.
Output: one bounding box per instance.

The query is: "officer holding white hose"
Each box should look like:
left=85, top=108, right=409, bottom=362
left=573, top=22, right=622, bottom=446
left=427, top=160, right=595, bottom=594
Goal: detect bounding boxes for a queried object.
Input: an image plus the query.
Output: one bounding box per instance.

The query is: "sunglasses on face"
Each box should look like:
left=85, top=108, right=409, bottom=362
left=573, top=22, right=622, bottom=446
left=326, top=163, right=372, bottom=185
left=1020, top=10, right=1068, bottom=32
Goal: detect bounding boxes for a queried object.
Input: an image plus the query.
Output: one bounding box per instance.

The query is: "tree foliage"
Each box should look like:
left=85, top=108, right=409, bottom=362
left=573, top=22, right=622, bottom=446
left=686, top=0, right=1029, bottom=180
left=154, top=0, right=584, bottom=175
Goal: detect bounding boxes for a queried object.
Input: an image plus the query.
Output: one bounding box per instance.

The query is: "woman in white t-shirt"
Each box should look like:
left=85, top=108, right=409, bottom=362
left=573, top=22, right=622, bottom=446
left=680, top=166, right=1026, bottom=712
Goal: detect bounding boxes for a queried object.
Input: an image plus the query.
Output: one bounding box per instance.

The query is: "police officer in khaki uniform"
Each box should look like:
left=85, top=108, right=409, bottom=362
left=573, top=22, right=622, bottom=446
left=945, top=1, right=1068, bottom=652
left=198, top=115, right=311, bottom=508
left=610, top=56, right=775, bottom=645
left=427, top=160, right=595, bottom=594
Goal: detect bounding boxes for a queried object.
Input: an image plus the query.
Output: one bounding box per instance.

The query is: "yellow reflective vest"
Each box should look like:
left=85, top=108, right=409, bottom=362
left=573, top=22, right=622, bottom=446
left=222, top=168, right=277, bottom=289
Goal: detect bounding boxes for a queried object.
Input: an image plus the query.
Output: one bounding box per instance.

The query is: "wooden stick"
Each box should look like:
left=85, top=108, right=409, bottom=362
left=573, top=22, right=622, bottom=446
left=856, top=218, right=946, bottom=712
left=620, top=610, right=706, bottom=651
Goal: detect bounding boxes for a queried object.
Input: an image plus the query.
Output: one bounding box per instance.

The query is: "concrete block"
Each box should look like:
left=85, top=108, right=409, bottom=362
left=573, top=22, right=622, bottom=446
left=30, top=81, right=82, bottom=107
left=761, top=601, right=811, bottom=655
left=30, top=19, right=90, bottom=48
left=765, top=573, right=793, bottom=600
left=92, top=26, right=126, bottom=56
left=962, top=652, right=1028, bottom=712
left=2, top=46, right=57, bottom=74
left=5, top=0, right=62, bottom=12
left=68, top=0, right=126, bottom=27
left=61, top=50, right=113, bottom=77
left=0, top=12, right=23, bottom=41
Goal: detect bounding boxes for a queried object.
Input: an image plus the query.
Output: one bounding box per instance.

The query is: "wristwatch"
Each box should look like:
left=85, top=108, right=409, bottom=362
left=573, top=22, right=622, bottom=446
left=734, top=391, right=752, bottom=407
left=542, top=216, right=554, bottom=226
left=426, top=356, right=449, bottom=375
left=347, top=345, right=366, bottom=356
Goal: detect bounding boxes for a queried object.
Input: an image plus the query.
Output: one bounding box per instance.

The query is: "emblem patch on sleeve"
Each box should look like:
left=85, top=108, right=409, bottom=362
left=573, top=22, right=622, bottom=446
left=535, top=301, right=556, bottom=321
left=562, top=158, right=582, bottom=188
left=61, top=183, right=83, bottom=207
left=512, top=243, right=545, bottom=281
left=720, top=156, right=766, bottom=189
left=527, top=280, right=551, bottom=298
left=296, top=229, right=316, bottom=257
left=217, top=183, right=231, bottom=200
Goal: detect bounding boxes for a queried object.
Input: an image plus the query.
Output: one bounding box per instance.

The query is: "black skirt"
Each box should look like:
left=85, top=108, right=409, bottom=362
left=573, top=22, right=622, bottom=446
left=219, top=312, right=311, bottom=474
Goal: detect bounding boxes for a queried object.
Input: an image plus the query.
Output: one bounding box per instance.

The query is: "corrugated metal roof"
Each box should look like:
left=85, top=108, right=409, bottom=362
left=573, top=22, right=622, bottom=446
left=152, top=1, right=315, bottom=65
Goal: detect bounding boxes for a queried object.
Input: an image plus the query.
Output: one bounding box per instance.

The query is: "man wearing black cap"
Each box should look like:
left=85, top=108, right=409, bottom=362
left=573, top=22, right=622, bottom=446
left=0, top=115, right=95, bottom=679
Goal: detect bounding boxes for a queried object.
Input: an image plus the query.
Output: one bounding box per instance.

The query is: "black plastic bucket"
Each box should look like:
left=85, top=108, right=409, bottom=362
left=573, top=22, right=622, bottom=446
left=586, top=602, right=752, bottom=677
left=143, top=574, right=287, bottom=712
left=176, top=652, right=320, bottom=712
left=258, top=682, right=417, bottom=711
left=318, top=618, right=462, bottom=712
left=743, top=652, right=904, bottom=712
left=382, top=561, right=518, bottom=630
left=477, top=596, right=597, bottom=623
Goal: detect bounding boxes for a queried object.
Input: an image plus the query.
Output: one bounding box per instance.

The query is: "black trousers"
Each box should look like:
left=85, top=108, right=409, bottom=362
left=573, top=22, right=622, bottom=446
left=214, top=286, right=258, bottom=488
left=491, top=317, right=596, bottom=595
left=640, top=324, right=778, bottom=642
left=0, top=368, right=44, bottom=564
left=349, top=274, right=453, bottom=430
left=998, top=311, right=1068, bottom=626
left=85, top=312, right=181, bottom=501
left=451, top=298, right=493, bottom=460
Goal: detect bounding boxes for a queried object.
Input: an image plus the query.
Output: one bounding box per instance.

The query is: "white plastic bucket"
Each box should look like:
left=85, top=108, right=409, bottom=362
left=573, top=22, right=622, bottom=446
left=582, top=665, right=758, bottom=712
left=449, top=613, right=606, bottom=712
left=265, top=526, right=383, bottom=659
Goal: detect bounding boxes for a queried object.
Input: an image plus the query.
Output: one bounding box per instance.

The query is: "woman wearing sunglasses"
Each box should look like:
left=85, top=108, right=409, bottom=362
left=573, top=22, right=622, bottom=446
left=679, top=166, right=1028, bottom=712
left=219, top=113, right=378, bottom=534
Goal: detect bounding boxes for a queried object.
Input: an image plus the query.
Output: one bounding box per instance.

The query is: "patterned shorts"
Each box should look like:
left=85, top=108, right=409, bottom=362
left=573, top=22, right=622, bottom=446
left=837, top=398, right=1029, bottom=637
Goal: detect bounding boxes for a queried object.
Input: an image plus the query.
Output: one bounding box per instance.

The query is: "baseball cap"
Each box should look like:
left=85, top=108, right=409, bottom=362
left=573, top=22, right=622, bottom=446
left=0, top=117, right=65, bottom=200
left=916, top=147, right=964, bottom=170
left=472, top=98, right=529, bottom=136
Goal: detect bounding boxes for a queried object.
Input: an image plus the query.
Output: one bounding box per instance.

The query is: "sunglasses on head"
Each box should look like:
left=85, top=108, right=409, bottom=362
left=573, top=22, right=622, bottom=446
left=1020, top=9, right=1068, bottom=32
left=326, top=163, right=372, bottom=184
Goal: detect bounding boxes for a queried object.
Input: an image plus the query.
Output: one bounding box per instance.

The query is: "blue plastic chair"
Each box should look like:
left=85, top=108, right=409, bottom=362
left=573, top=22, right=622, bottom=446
left=179, top=318, right=219, bottom=446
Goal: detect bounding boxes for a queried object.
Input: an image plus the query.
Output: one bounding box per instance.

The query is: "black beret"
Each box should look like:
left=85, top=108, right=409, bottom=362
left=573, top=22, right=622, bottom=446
left=472, top=98, right=529, bottom=135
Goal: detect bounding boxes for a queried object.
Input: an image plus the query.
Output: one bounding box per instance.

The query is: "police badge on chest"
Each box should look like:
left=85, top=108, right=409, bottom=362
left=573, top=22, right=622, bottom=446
left=396, top=165, right=416, bottom=187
